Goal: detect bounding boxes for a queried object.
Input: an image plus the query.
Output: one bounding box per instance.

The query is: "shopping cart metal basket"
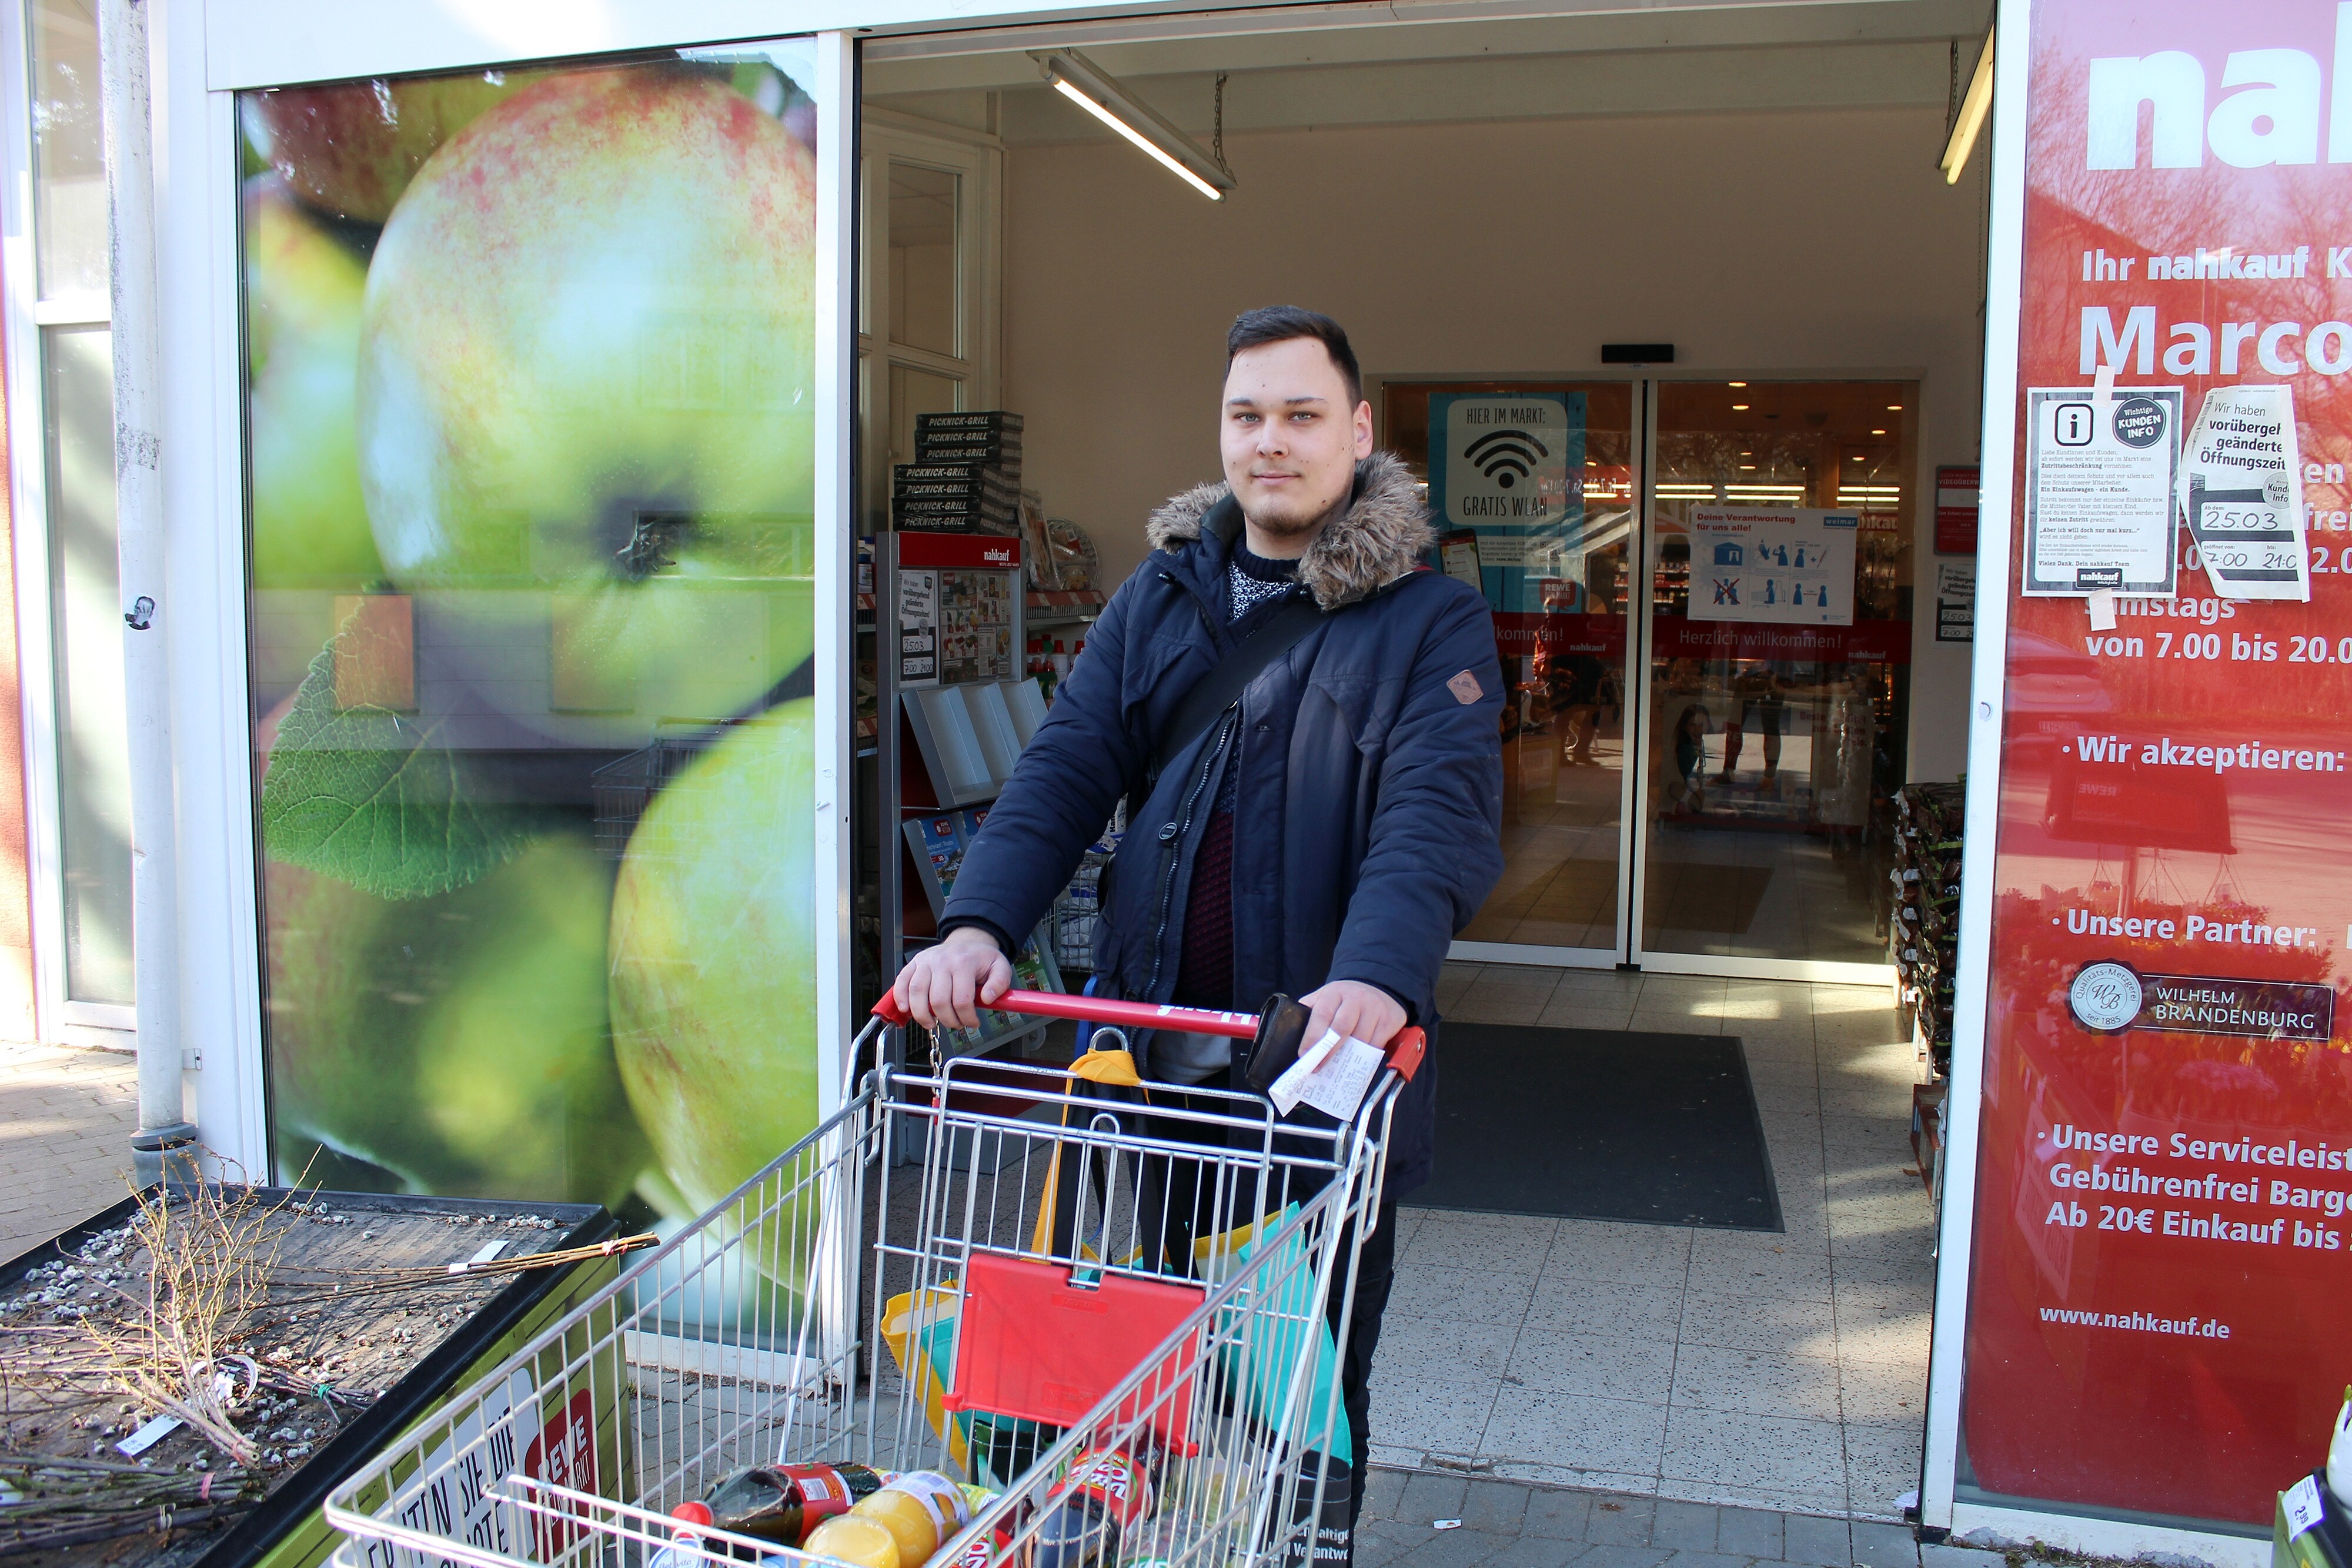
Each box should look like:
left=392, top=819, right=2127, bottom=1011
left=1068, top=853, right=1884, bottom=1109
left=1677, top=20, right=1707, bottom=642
left=320, top=989, right=1423, bottom=1568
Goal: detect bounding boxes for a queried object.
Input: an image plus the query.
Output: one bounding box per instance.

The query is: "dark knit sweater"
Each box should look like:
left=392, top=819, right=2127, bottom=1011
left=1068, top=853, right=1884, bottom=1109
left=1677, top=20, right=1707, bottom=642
left=1170, top=540, right=1301, bottom=1011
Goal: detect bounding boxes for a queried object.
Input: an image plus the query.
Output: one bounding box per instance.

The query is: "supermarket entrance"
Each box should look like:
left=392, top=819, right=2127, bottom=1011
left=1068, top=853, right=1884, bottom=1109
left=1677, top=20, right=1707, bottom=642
left=854, top=0, right=1977, bottom=1510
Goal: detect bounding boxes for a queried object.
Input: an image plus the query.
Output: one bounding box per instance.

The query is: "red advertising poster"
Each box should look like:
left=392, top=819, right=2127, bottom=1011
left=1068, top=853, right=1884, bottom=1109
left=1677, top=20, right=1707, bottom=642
left=1965, top=0, right=2352, bottom=1526
left=1936, top=466, right=1981, bottom=556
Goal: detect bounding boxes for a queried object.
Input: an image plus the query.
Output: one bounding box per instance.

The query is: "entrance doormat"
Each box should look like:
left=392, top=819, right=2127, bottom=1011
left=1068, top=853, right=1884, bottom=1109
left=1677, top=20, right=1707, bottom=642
left=1414, top=1024, right=1782, bottom=1231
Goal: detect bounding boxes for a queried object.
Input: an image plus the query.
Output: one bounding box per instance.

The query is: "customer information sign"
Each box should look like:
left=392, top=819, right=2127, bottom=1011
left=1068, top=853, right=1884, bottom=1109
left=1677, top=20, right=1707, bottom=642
left=1963, top=0, right=2352, bottom=1530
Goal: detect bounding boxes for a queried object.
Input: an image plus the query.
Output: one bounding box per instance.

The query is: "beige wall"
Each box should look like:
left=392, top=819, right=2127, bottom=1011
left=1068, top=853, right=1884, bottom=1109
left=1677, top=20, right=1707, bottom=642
left=998, top=105, right=1987, bottom=781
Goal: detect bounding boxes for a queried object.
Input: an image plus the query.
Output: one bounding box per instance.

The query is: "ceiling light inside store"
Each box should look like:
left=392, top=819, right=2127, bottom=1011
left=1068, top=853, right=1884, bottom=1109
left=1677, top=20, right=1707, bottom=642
left=1942, top=26, right=1996, bottom=185
left=1728, top=381, right=1747, bottom=387
left=1035, top=49, right=1237, bottom=201
left=1732, top=404, right=1749, bottom=411
left=1871, top=429, right=1886, bottom=435
left=1888, top=404, right=1903, bottom=410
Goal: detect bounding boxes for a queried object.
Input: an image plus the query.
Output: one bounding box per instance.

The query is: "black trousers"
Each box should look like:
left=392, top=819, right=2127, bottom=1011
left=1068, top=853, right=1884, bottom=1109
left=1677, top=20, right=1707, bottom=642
left=1328, top=1196, right=1399, bottom=1526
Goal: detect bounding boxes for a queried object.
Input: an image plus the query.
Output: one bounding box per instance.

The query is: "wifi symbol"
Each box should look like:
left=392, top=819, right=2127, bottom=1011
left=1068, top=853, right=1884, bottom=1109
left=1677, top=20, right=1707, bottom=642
left=1465, top=429, right=1549, bottom=489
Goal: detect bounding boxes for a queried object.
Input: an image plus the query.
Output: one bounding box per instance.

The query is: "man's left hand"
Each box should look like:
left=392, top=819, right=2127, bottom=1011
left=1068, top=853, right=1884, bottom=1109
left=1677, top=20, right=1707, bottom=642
left=1299, top=979, right=1407, bottom=1051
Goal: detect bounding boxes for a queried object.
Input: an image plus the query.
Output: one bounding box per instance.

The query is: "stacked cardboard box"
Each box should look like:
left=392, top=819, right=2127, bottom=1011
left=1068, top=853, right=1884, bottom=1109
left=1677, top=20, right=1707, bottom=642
left=1889, top=781, right=1964, bottom=1073
left=895, top=411, right=1023, bottom=534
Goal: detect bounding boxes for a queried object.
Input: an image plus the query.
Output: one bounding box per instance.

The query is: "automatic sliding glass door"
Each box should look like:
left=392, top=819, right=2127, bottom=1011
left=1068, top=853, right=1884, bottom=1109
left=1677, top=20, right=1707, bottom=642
left=1630, top=379, right=1915, bottom=981
left=1384, top=381, right=1636, bottom=962
left=1389, top=377, right=1914, bottom=981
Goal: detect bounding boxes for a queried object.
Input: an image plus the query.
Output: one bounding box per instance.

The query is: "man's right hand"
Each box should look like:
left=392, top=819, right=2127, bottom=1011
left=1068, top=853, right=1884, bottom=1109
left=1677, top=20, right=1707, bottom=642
left=891, top=925, right=1014, bottom=1031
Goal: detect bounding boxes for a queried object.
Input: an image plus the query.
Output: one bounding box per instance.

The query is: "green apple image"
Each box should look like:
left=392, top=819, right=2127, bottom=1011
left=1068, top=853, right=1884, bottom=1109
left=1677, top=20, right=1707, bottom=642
left=265, top=830, right=649, bottom=1206
left=610, top=701, right=817, bottom=1229
left=243, top=72, right=547, bottom=226
left=245, top=175, right=384, bottom=591
left=356, top=66, right=818, bottom=747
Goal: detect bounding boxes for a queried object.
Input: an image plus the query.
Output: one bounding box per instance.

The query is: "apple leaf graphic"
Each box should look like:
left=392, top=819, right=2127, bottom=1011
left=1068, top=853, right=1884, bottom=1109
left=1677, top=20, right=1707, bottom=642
left=260, top=612, right=553, bottom=899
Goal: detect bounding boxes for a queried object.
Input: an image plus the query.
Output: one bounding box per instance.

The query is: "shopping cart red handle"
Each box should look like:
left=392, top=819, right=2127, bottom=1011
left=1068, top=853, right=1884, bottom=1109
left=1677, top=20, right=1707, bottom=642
left=870, top=988, right=1425, bottom=1082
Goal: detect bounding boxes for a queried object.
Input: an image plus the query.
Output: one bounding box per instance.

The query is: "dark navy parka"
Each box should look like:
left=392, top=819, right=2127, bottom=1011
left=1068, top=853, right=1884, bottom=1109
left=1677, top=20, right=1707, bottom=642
left=940, top=454, right=1505, bottom=1192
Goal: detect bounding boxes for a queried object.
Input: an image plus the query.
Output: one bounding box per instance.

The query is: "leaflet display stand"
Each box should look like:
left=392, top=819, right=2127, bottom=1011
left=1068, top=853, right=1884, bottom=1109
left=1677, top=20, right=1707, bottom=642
left=880, top=530, right=1058, bottom=1061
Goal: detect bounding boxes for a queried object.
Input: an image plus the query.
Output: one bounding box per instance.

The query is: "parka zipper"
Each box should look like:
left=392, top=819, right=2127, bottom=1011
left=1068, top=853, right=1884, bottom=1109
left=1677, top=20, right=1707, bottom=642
left=1141, top=705, right=1238, bottom=1002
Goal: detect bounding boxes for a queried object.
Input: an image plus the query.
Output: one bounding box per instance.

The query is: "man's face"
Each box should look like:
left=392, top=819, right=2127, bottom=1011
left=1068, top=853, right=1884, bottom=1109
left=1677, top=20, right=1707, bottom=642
left=1221, top=337, right=1375, bottom=543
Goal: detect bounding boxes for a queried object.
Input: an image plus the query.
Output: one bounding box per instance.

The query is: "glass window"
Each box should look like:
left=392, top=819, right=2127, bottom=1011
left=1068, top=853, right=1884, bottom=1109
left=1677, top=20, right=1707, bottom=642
left=29, top=0, right=105, bottom=300
left=243, top=45, right=827, bottom=1212
left=42, top=326, right=131, bottom=1005
left=888, top=162, right=960, bottom=357
left=890, top=362, right=963, bottom=472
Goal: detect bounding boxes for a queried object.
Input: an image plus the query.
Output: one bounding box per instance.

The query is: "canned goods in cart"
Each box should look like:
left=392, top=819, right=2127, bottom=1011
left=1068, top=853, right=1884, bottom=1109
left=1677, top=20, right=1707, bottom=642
left=322, top=988, right=1424, bottom=1568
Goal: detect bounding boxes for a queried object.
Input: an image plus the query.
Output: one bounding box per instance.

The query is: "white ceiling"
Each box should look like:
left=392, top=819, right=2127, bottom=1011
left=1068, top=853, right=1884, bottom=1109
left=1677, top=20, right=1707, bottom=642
left=863, top=0, right=1991, bottom=140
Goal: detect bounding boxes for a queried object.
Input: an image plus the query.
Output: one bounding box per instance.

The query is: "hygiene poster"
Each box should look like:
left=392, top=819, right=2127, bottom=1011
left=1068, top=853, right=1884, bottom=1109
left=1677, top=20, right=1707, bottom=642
left=240, top=45, right=826, bottom=1236
left=1964, top=0, right=2352, bottom=1527
left=1685, top=507, right=1857, bottom=626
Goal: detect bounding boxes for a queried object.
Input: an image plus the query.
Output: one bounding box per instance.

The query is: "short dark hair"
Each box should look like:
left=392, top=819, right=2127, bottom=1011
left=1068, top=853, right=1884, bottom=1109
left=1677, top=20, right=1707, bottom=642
left=1226, top=306, right=1363, bottom=408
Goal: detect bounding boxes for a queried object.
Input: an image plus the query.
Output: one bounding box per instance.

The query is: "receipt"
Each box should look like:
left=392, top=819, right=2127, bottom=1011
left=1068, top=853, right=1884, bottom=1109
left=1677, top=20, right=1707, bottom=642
left=1269, top=1028, right=1384, bottom=1120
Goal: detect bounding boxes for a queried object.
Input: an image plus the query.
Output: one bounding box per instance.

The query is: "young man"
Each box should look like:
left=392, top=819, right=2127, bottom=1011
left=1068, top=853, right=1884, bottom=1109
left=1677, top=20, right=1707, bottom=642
left=891, top=305, right=1503, bottom=1513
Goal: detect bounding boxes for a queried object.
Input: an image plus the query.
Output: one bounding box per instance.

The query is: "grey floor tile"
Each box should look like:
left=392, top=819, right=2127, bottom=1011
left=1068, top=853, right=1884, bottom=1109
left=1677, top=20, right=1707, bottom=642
left=1848, top=1519, right=1919, bottom=1568
left=1546, top=1220, right=1695, bottom=1285
left=1462, top=1478, right=1534, bottom=1534
left=1919, top=1544, right=2005, bottom=1568
left=1522, top=1487, right=1594, bottom=1540
left=1582, top=1496, right=1658, bottom=1546
left=1780, top=1513, right=1851, bottom=1567
left=1668, top=1341, right=1843, bottom=1423
left=1478, top=1535, right=1595, bottom=1568
left=1523, top=1279, right=1686, bottom=1345
left=1511, top=1326, right=1679, bottom=1403
left=1844, top=1423, right=1927, bottom=1520
left=1390, top=1262, right=1541, bottom=1326
left=1379, top=1376, right=1508, bottom=1459
left=1573, top=1549, right=1673, bottom=1568
left=1684, top=1238, right=1836, bottom=1302
left=1398, top=1472, right=1472, bottom=1521
left=1713, top=1506, right=1783, bottom=1560
left=1631, top=1011, right=1725, bottom=1037
left=1380, top=1312, right=1525, bottom=1382
left=1649, top=1499, right=1720, bottom=1550
left=1452, top=988, right=1565, bottom=1025
left=1406, top=1215, right=1561, bottom=1275
left=1357, top=1523, right=1419, bottom=1568
left=1391, top=1524, right=1517, bottom=1568
left=1659, top=1406, right=1849, bottom=1500
left=1836, top=1355, right=1929, bottom=1428
left=1362, top=1466, right=1410, bottom=1521
left=1485, top=1389, right=1672, bottom=1477
left=1661, top=1552, right=1759, bottom=1568
left=1676, top=1290, right=1838, bottom=1359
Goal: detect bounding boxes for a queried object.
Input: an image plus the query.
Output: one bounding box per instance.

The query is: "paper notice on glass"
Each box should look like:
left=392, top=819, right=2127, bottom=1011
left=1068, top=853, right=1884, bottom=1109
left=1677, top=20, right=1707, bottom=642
left=1269, top=1029, right=1385, bottom=1121
left=2023, top=387, right=2182, bottom=597
left=2177, top=385, right=2308, bottom=600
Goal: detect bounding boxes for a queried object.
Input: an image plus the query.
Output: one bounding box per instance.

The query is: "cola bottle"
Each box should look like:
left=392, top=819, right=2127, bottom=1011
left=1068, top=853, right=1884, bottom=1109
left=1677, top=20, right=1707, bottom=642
left=696, top=1462, right=886, bottom=1551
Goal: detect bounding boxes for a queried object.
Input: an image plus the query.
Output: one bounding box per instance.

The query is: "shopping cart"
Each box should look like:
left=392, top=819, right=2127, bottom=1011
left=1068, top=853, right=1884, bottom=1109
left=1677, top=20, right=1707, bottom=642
left=321, top=989, right=1424, bottom=1568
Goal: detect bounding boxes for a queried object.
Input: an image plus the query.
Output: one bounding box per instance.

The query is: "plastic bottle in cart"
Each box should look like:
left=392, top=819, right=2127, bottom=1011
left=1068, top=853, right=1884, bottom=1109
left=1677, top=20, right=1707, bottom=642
left=852, top=1470, right=971, bottom=1566
left=696, top=1462, right=886, bottom=1548
left=1031, top=1449, right=1155, bottom=1568
left=649, top=1502, right=790, bottom=1567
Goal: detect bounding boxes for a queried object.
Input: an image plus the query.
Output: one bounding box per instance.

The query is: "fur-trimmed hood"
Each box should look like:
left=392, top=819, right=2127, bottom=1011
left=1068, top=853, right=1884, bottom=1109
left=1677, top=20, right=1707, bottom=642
left=1142, top=452, right=1432, bottom=611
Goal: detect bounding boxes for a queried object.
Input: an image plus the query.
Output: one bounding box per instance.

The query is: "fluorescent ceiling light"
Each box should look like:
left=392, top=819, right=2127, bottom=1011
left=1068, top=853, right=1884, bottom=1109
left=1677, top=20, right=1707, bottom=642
left=1035, top=50, right=1237, bottom=201
left=1942, top=27, right=1995, bottom=185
